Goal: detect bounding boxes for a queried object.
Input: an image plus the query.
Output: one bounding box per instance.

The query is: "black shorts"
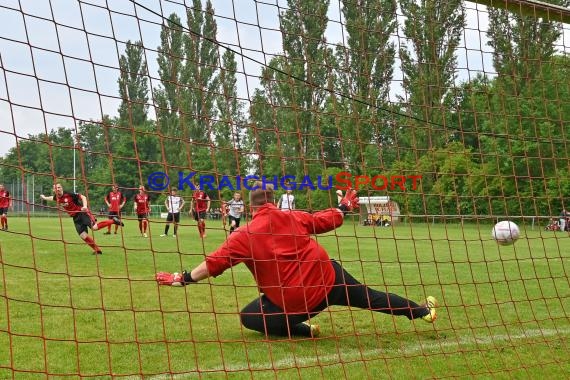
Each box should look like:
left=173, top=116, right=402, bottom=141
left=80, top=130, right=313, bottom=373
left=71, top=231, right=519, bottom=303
left=73, top=212, right=95, bottom=235
left=0, top=207, right=8, bottom=215
left=166, top=212, right=180, bottom=223
left=108, top=211, right=120, bottom=219
left=228, top=215, right=241, bottom=227
left=137, top=213, right=149, bottom=221
left=192, top=210, right=207, bottom=221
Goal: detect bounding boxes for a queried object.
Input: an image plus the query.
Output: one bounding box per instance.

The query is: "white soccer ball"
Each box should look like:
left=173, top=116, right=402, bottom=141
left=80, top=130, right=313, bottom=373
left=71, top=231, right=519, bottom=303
left=492, top=221, right=520, bottom=246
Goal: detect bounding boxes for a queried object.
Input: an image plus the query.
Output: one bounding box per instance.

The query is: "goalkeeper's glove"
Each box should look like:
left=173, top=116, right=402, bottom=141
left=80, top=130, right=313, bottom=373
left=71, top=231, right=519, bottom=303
left=155, top=270, right=196, bottom=286
left=336, top=189, right=359, bottom=214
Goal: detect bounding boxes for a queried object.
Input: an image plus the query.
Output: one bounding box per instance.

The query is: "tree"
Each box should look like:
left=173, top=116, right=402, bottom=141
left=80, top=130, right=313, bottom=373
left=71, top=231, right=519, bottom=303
left=334, top=0, right=398, bottom=172
left=214, top=49, right=249, bottom=179
left=118, top=41, right=149, bottom=128
left=248, top=0, right=333, bottom=188
left=399, top=0, right=465, bottom=150
left=154, top=13, right=185, bottom=169
left=487, top=1, right=568, bottom=95
left=181, top=0, right=220, bottom=173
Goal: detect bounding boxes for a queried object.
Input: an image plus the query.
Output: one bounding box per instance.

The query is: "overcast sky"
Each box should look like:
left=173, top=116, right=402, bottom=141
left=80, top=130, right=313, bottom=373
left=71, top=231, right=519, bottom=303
left=0, top=0, right=568, bottom=157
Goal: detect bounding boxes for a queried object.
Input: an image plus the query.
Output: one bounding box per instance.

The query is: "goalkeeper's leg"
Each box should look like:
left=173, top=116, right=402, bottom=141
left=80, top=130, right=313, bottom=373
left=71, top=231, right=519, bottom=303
left=240, top=296, right=320, bottom=337
left=327, top=260, right=436, bottom=322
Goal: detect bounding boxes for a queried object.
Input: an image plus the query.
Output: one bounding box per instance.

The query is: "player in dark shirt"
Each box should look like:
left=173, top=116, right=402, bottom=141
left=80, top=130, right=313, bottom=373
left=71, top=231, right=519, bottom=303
left=40, top=183, right=123, bottom=255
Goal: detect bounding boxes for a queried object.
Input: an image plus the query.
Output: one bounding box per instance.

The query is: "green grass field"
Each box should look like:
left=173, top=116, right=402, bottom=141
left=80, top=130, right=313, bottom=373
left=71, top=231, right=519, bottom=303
left=0, top=216, right=569, bottom=379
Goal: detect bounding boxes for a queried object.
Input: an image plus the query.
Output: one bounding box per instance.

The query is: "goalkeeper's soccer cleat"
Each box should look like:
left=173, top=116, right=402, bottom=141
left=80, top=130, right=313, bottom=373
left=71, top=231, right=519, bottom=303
left=421, top=296, right=439, bottom=323
left=302, top=322, right=321, bottom=338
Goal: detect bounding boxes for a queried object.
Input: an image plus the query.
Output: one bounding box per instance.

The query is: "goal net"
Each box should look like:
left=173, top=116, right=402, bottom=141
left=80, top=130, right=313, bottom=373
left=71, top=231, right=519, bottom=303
left=0, top=0, right=569, bottom=378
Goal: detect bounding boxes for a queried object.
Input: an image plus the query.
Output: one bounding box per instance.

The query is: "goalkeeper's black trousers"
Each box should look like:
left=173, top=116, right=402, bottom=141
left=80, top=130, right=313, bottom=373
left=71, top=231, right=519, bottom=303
left=240, top=260, right=430, bottom=337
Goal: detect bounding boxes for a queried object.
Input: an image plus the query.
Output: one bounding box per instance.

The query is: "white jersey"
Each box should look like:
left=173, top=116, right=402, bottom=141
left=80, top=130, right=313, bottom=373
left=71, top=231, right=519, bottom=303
left=226, top=199, right=244, bottom=218
left=166, top=195, right=183, bottom=213
left=279, top=194, right=295, bottom=210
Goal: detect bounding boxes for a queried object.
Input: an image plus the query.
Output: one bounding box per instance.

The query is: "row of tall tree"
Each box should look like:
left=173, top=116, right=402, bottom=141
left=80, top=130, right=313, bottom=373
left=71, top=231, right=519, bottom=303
left=1, top=0, right=569, bottom=217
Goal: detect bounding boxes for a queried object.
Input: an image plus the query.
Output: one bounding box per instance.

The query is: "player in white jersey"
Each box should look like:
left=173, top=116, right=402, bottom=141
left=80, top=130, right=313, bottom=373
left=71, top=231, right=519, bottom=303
left=277, top=189, right=295, bottom=211
left=224, top=192, right=245, bottom=234
left=161, top=188, right=185, bottom=237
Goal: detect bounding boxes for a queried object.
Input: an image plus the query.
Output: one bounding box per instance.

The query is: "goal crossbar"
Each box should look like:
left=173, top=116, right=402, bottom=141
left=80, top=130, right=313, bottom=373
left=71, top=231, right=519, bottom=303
left=468, top=0, right=570, bottom=23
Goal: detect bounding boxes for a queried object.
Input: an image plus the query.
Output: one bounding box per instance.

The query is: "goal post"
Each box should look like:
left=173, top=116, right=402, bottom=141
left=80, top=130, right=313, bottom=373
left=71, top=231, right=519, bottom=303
left=468, top=0, right=570, bottom=22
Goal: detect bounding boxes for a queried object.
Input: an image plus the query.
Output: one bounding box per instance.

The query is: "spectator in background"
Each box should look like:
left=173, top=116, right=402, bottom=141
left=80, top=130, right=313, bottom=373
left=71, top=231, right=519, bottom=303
left=560, top=208, right=570, bottom=232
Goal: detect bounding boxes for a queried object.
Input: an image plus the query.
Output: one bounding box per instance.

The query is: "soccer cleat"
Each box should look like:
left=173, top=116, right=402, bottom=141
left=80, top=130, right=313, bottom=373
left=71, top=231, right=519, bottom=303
left=143, top=233, right=148, bottom=238
left=421, top=296, right=439, bottom=323
left=103, top=232, right=111, bottom=235
left=173, top=234, right=176, bottom=237
left=93, top=250, right=103, bottom=255
left=112, top=216, right=124, bottom=226
left=160, top=234, right=167, bottom=237
left=302, top=322, right=321, bottom=338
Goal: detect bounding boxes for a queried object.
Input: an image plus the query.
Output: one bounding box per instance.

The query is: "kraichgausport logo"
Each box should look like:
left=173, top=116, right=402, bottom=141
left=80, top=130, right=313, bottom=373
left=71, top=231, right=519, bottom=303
left=147, top=171, right=422, bottom=192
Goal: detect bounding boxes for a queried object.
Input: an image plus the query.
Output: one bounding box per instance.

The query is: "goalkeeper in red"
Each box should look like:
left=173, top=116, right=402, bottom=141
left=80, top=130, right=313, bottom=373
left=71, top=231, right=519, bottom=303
left=40, top=183, right=124, bottom=255
left=156, top=183, right=438, bottom=338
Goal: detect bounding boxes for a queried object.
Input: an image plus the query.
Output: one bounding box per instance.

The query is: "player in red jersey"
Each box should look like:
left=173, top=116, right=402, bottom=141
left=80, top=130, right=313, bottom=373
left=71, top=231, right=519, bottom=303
left=134, top=185, right=150, bottom=237
left=40, top=183, right=123, bottom=255
left=0, top=184, right=13, bottom=231
left=156, top=184, right=438, bottom=338
left=104, top=185, right=126, bottom=235
left=190, top=188, right=210, bottom=238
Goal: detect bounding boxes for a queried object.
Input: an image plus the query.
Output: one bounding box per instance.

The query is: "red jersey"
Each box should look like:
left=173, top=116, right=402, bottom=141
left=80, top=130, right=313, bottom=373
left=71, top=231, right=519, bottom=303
left=106, top=191, right=125, bottom=212
left=56, top=192, right=84, bottom=216
left=205, top=203, right=343, bottom=314
left=193, top=191, right=210, bottom=212
left=0, top=190, right=10, bottom=208
left=134, top=193, right=150, bottom=214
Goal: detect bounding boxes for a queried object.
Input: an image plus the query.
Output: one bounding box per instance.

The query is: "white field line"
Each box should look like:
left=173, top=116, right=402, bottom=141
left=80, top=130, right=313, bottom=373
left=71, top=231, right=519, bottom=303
left=141, top=327, right=570, bottom=380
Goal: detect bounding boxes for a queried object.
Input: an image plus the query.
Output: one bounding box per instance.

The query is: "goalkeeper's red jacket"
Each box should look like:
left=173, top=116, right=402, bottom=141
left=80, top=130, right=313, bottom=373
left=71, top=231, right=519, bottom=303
left=206, top=203, right=344, bottom=314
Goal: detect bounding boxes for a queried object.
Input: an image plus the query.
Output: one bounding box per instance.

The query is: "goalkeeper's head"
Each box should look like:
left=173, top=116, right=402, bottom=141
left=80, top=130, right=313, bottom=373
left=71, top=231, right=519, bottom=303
left=249, top=181, right=274, bottom=209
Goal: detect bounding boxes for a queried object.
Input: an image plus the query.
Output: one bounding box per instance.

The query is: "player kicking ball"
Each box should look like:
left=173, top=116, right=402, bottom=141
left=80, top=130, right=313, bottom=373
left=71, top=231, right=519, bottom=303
left=41, top=183, right=124, bottom=255
left=156, top=184, right=438, bottom=338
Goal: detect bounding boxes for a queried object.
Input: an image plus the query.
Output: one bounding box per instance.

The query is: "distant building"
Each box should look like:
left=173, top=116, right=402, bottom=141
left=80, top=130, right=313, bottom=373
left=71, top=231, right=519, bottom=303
left=359, top=196, right=400, bottom=225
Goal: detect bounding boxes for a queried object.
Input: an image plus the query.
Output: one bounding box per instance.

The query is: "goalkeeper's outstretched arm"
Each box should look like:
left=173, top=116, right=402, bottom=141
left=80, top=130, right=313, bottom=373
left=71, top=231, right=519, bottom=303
left=155, top=261, right=210, bottom=286
left=188, top=261, right=209, bottom=282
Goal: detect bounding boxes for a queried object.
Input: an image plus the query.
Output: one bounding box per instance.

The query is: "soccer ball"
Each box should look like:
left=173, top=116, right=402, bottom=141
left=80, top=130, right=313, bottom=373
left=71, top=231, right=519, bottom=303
left=492, top=221, right=520, bottom=246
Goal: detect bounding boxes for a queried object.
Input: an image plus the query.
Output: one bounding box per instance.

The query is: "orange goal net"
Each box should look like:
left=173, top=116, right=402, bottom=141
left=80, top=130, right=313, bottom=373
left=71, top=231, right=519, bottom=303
left=0, top=0, right=569, bottom=378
